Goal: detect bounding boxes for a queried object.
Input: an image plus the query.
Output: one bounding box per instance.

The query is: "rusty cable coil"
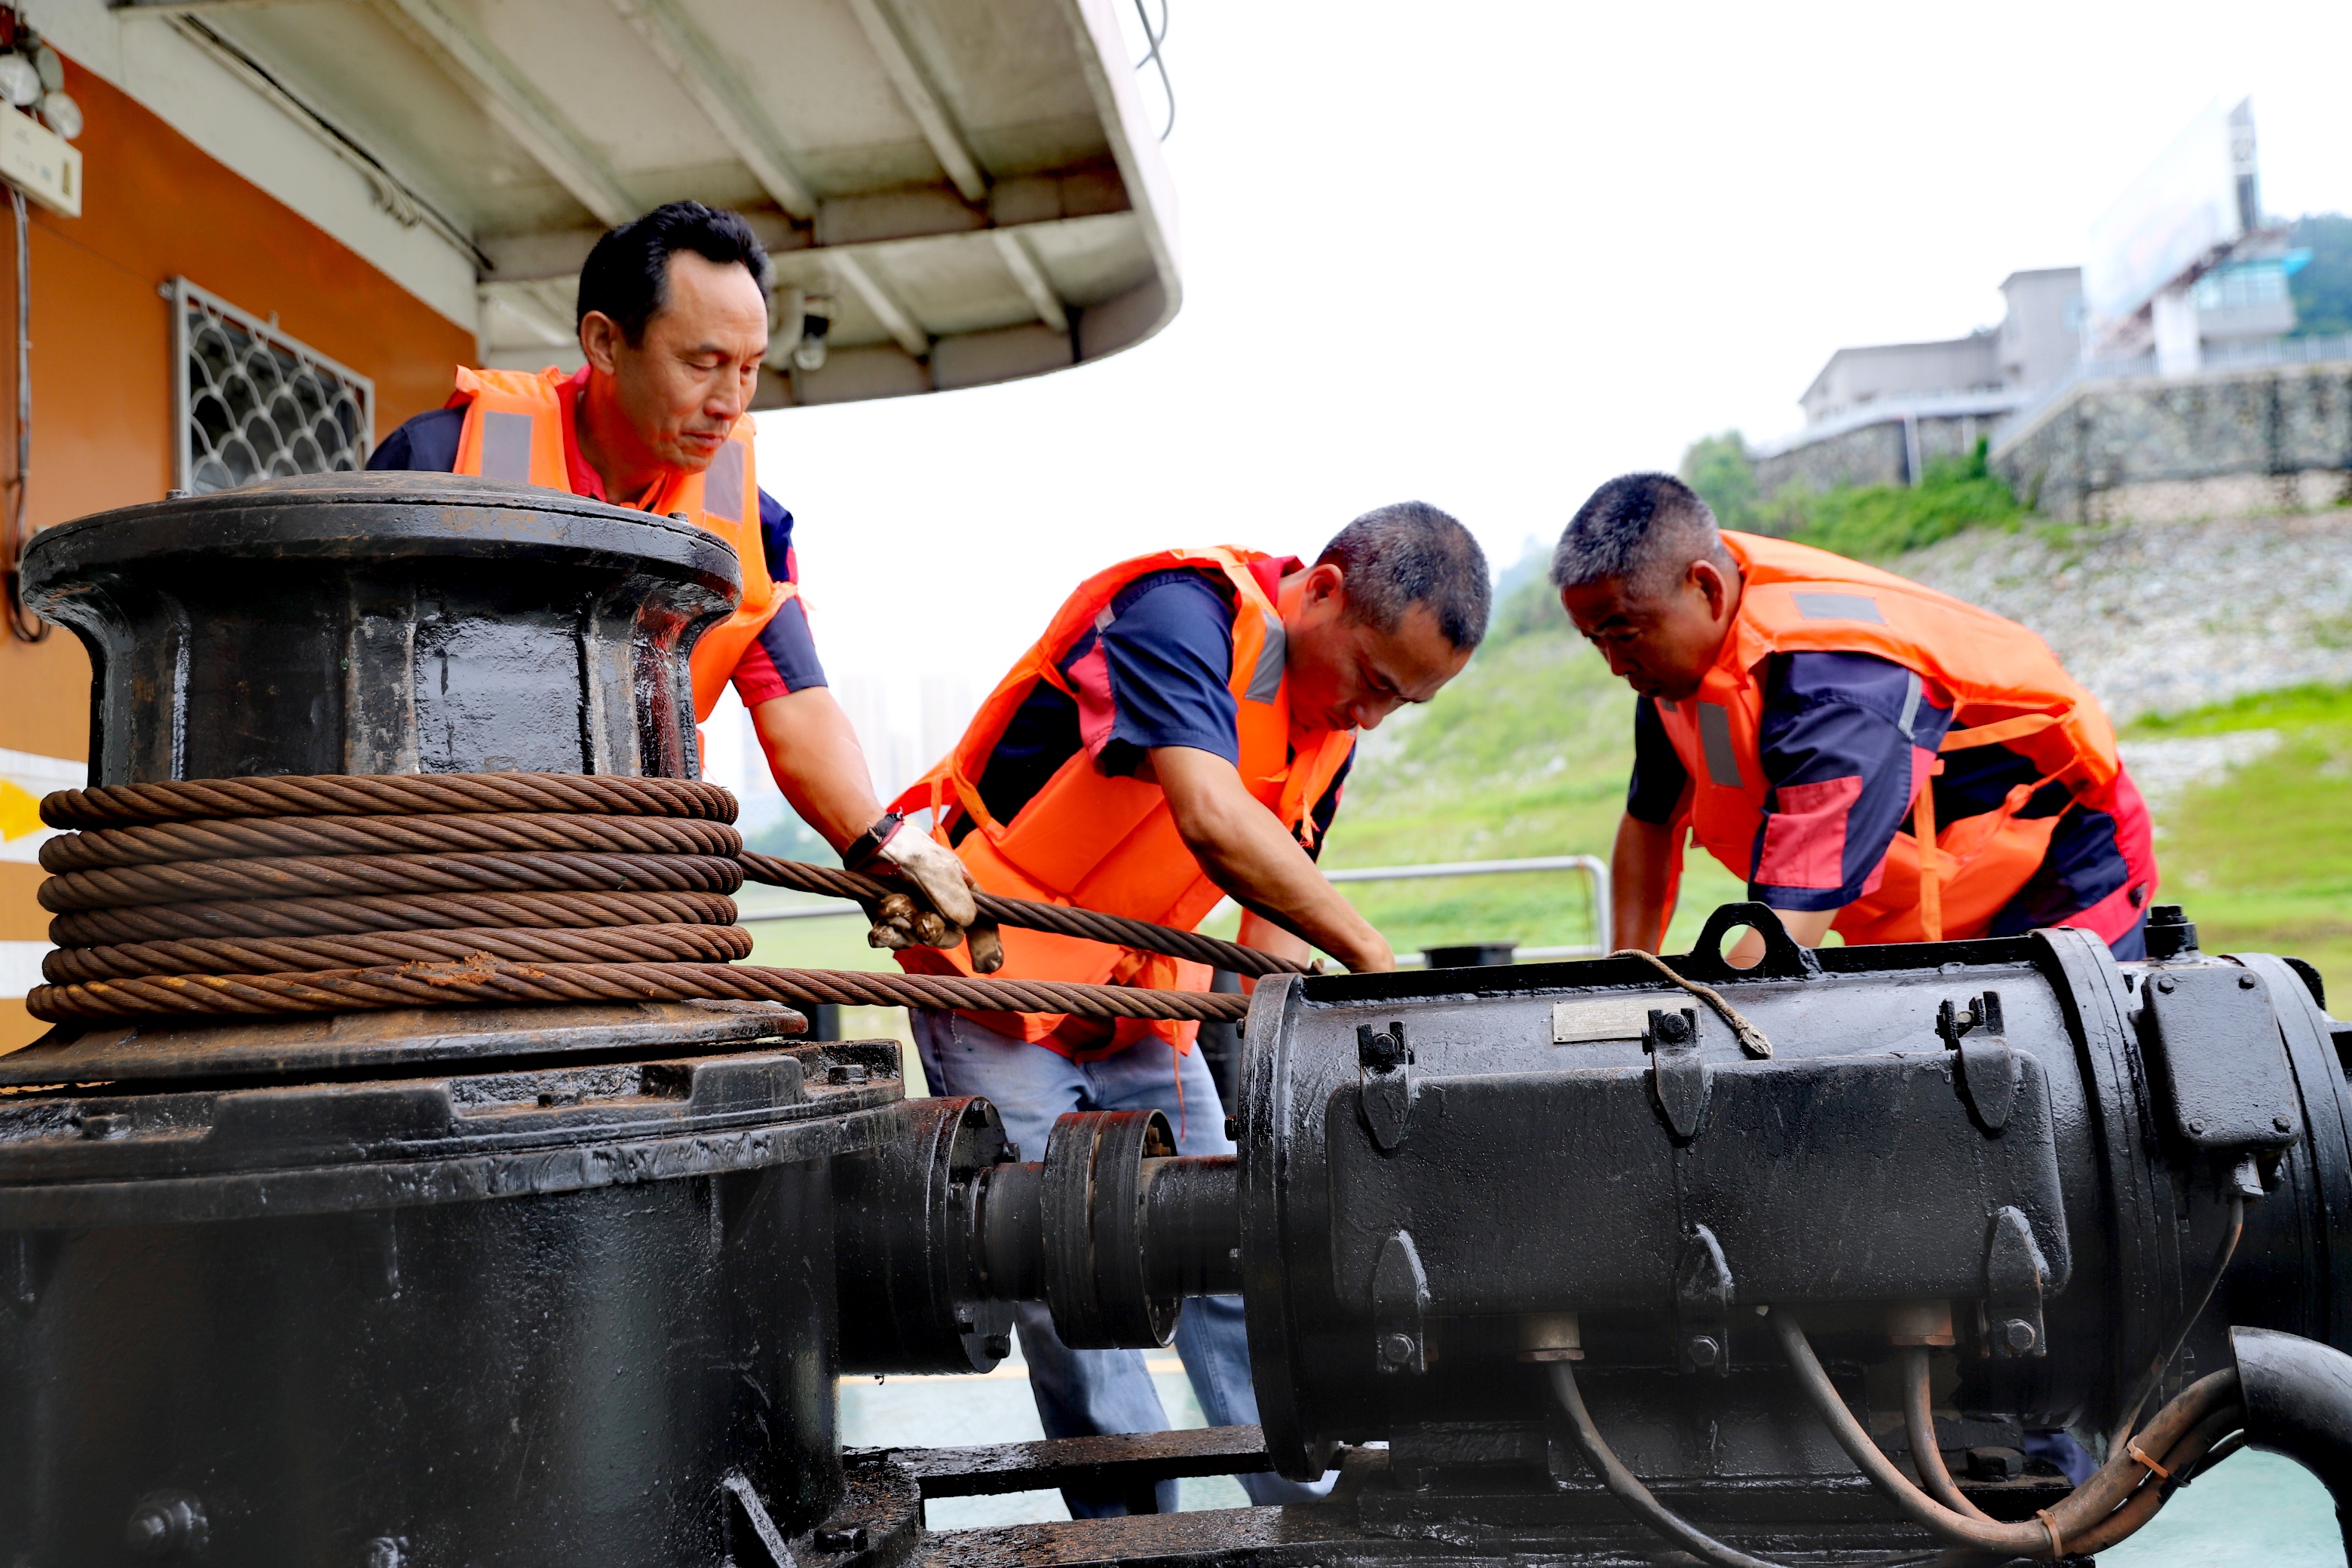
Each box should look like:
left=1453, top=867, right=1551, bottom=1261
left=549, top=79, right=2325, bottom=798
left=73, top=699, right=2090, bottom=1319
left=40, top=923, right=757, bottom=985
left=38, top=812, right=743, bottom=869
left=38, top=772, right=735, bottom=827
left=27, top=773, right=1255, bottom=1026
left=47, top=889, right=743, bottom=946
left=36, top=850, right=746, bottom=911
left=31, top=957, right=1254, bottom=1023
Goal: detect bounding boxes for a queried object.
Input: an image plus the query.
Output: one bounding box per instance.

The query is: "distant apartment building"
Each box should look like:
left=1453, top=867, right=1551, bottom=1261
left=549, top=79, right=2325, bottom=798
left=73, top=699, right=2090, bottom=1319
left=1754, top=99, right=2344, bottom=510
left=1757, top=268, right=2085, bottom=495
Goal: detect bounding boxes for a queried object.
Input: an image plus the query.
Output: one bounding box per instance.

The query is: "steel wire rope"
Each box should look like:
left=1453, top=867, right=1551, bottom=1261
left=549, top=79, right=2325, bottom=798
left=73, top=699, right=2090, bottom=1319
left=25, top=773, right=1251, bottom=1027
left=735, top=851, right=1310, bottom=979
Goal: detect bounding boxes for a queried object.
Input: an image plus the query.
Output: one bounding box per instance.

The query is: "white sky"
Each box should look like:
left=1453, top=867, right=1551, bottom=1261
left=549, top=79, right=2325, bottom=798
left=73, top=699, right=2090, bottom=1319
left=748, top=0, right=2352, bottom=755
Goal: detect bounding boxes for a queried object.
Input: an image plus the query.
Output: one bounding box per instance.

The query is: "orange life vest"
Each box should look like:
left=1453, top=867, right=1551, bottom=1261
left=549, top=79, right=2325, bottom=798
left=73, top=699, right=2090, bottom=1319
left=891, top=547, right=1358, bottom=1058
left=447, top=366, right=780, bottom=723
left=1652, top=531, right=2135, bottom=948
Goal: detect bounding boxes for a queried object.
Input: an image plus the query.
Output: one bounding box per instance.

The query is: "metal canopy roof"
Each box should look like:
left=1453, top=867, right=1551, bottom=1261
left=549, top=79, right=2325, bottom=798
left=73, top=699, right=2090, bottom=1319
left=132, top=0, right=1180, bottom=408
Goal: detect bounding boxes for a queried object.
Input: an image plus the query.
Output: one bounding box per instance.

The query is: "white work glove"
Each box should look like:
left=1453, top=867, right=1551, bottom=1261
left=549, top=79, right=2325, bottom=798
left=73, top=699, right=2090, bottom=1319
left=865, top=825, right=1004, bottom=972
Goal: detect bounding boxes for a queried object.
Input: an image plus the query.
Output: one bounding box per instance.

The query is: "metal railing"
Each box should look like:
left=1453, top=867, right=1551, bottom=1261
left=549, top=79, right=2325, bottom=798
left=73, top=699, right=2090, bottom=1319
left=739, top=854, right=1615, bottom=966
left=1321, top=854, right=1611, bottom=966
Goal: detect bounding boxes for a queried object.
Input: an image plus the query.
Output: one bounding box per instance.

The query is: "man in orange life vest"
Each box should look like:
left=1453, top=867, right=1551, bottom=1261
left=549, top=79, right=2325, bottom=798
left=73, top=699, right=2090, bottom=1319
left=893, top=506, right=1490, bottom=1513
left=1553, top=473, right=2157, bottom=964
left=370, top=202, right=977, bottom=943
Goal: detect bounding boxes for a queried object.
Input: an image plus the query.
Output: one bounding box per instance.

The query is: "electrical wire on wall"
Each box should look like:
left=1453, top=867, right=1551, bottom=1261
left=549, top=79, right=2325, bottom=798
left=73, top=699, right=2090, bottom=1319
left=1132, top=0, right=1173, bottom=141
left=3, top=182, right=40, bottom=644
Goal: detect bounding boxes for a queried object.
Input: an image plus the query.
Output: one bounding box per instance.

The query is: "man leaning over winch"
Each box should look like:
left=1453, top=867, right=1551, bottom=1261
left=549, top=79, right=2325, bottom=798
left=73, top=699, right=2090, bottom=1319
left=369, top=200, right=977, bottom=955
left=1555, top=472, right=2158, bottom=968
left=890, top=506, right=1490, bottom=1514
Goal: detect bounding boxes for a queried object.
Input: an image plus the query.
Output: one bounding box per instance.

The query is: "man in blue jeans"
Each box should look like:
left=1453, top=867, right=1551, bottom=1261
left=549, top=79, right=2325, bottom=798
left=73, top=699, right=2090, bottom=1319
left=900, top=506, right=1494, bottom=1514
left=914, top=1015, right=1290, bottom=1512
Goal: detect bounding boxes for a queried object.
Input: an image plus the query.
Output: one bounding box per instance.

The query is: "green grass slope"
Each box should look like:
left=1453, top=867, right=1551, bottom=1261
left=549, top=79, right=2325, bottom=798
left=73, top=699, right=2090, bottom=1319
left=1309, top=574, right=1744, bottom=957
left=2126, top=684, right=2352, bottom=1002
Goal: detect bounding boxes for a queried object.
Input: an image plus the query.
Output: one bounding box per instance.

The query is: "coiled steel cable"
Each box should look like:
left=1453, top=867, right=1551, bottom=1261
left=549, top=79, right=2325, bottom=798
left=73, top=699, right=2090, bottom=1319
left=26, top=773, right=1251, bottom=1027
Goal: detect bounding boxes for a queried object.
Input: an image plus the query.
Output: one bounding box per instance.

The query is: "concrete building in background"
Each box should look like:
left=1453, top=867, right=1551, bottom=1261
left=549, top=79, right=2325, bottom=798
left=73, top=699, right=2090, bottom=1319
left=1757, top=268, right=2086, bottom=496
left=1755, top=99, right=2344, bottom=507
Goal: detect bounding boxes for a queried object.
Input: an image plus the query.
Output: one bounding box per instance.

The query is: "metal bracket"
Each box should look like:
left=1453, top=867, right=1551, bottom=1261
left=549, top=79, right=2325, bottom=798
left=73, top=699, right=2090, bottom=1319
left=1980, top=1205, right=2048, bottom=1358
left=1938, top=991, right=2020, bottom=1135
left=1370, top=1229, right=1429, bottom=1375
left=1675, top=1223, right=1735, bottom=1376
left=723, top=1472, right=801, bottom=1568
left=1646, top=1007, right=1710, bottom=1141
left=1358, top=1021, right=1416, bottom=1153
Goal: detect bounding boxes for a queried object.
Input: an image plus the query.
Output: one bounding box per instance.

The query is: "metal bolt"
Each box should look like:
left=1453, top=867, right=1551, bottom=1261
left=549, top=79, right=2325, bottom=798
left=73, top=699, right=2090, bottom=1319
left=2155, top=976, right=2176, bottom=994
left=1224, top=1115, right=1238, bottom=1141
left=1686, top=1335, right=1723, bottom=1367
left=1998, top=1318, right=2038, bottom=1354
left=1001, top=1142, right=1020, bottom=1163
left=1379, top=1331, right=1416, bottom=1365
left=2188, top=1119, right=2207, bottom=1135
left=125, top=1509, right=170, bottom=1555
left=826, top=1062, right=868, bottom=1085
left=124, top=1492, right=206, bottom=1559
left=981, top=1334, right=1012, bottom=1359
left=2276, top=1113, right=2296, bottom=1134
left=814, top=1524, right=871, bottom=1554
left=2240, top=973, right=2259, bottom=989
left=1654, top=1012, right=1691, bottom=1044
left=164, top=488, right=191, bottom=500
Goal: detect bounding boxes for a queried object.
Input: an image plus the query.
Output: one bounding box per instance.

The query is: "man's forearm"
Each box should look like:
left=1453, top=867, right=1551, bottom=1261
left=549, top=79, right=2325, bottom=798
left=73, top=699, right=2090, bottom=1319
left=1611, top=812, right=1677, bottom=952
left=1153, top=746, right=1392, bottom=972
left=747, top=688, right=888, bottom=852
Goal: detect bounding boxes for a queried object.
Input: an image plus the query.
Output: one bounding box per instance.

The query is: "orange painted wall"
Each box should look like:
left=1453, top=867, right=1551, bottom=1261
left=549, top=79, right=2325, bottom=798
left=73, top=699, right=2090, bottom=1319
left=0, top=50, right=479, bottom=1049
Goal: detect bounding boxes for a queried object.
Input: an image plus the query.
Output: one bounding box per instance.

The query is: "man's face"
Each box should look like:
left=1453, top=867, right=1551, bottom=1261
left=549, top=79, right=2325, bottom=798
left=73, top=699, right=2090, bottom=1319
left=1558, top=561, right=1738, bottom=703
left=1285, top=564, right=1475, bottom=733
left=583, top=250, right=770, bottom=475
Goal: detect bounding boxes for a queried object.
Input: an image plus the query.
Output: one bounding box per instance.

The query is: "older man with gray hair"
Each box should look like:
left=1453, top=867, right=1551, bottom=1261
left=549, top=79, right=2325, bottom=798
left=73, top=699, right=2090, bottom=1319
left=1551, top=471, right=2156, bottom=969
left=891, top=502, right=1489, bottom=1515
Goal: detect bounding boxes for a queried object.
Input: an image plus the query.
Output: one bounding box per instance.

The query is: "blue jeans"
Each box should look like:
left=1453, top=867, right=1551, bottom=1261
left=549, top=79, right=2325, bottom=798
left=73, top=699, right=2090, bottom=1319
left=911, top=1009, right=1337, bottom=1514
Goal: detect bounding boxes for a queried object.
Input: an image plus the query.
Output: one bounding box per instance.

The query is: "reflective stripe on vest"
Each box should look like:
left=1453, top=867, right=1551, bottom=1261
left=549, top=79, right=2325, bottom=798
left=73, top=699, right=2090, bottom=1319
left=447, top=366, right=780, bottom=723
left=888, top=547, right=1356, bottom=1055
left=1652, top=531, right=2130, bottom=947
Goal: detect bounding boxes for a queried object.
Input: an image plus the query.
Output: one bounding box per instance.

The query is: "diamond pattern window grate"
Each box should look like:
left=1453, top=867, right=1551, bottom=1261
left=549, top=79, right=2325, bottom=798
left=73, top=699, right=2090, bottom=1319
left=172, top=277, right=375, bottom=495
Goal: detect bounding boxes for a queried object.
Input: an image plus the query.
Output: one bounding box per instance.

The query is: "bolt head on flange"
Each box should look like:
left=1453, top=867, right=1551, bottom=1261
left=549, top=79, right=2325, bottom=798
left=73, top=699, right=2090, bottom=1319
left=124, top=1490, right=207, bottom=1558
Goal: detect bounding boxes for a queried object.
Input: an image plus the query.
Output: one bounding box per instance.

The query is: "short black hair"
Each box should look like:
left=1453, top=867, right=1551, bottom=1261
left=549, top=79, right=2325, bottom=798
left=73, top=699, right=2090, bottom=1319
left=1316, top=501, right=1490, bottom=652
left=575, top=201, right=772, bottom=344
left=1550, top=472, right=1733, bottom=598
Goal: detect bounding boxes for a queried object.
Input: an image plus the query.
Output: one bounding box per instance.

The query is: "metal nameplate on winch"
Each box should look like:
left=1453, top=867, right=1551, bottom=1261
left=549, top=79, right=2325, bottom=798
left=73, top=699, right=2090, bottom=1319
left=1552, top=995, right=1674, bottom=1045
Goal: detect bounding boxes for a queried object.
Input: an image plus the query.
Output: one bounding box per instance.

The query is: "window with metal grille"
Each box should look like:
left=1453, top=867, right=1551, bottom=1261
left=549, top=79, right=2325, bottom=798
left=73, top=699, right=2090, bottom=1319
left=172, top=277, right=374, bottom=494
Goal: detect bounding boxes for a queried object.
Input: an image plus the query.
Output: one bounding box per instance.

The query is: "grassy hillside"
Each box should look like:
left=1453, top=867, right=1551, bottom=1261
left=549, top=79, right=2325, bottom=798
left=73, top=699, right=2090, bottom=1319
left=2125, top=683, right=2352, bottom=1001
left=1304, top=574, right=1745, bottom=957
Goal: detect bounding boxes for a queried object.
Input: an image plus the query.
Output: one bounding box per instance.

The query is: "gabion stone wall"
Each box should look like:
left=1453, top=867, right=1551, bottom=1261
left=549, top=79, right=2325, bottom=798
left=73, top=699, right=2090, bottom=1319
left=1754, top=413, right=1997, bottom=504
left=1993, top=361, right=2352, bottom=522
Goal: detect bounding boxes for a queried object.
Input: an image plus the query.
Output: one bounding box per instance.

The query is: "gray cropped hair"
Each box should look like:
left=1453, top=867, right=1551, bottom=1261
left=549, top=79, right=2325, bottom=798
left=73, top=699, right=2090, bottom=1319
left=1550, top=473, right=1733, bottom=598
left=1315, top=501, right=1491, bottom=652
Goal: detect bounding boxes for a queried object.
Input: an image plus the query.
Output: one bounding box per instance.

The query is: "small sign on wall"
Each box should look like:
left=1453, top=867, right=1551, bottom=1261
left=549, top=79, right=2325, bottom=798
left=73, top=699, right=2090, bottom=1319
left=0, top=101, right=77, bottom=217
